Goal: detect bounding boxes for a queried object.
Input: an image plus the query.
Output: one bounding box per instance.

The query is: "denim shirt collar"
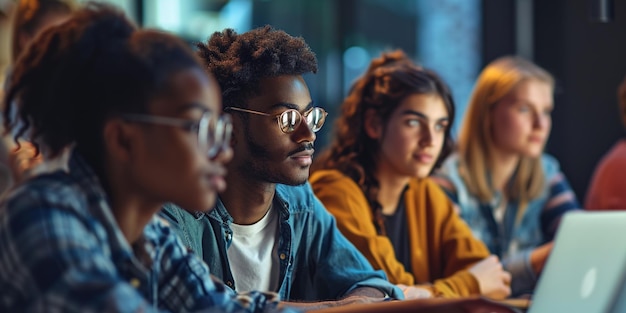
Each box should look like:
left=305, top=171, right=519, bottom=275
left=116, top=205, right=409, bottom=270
left=207, top=188, right=292, bottom=224
left=208, top=198, right=234, bottom=224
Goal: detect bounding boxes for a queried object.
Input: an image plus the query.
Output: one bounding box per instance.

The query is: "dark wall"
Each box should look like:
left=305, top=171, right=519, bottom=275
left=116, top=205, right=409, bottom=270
left=245, top=0, right=625, bottom=202
left=250, top=0, right=418, bottom=150
left=482, top=0, right=516, bottom=63
left=535, top=0, right=626, bottom=203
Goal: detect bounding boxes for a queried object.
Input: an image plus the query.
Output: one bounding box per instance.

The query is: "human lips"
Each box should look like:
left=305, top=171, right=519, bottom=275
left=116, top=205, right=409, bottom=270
left=205, top=166, right=227, bottom=191
left=414, top=153, right=434, bottom=164
left=289, top=149, right=314, bottom=166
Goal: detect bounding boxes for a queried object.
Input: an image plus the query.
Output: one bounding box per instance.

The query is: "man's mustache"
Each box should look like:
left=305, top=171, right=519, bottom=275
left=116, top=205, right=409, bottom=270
left=288, top=143, right=314, bottom=156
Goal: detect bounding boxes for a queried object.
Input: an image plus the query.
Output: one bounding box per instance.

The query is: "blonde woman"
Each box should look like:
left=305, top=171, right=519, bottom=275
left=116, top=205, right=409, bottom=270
left=434, top=56, right=580, bottom=296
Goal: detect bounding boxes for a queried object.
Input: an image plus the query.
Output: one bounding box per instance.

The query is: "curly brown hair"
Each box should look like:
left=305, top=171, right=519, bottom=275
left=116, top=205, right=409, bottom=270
left=196, top=25, right=318, bottom=110
left=313, top=50, right=455, bottom=235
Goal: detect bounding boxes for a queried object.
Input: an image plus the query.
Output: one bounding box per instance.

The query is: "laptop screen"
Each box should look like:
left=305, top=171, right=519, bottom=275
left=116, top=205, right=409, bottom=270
left=529, top=211, right=626, bottom=313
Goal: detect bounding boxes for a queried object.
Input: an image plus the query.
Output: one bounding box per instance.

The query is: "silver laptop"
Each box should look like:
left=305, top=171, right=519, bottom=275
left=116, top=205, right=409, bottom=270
left=529, top=211, right=626, bottom=313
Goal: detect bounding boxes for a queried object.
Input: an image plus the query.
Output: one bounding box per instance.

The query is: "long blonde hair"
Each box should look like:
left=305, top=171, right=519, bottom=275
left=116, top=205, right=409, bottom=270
left=458, top=56, right=554, bottom=213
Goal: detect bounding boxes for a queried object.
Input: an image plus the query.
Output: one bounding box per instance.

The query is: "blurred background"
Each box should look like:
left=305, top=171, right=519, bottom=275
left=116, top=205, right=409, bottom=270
left=0, top=0, right=624, bottom=201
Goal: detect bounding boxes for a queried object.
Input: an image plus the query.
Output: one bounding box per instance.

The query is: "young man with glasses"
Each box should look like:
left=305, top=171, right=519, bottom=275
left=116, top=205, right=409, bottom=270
left=160, top=26, right=404, bottom=309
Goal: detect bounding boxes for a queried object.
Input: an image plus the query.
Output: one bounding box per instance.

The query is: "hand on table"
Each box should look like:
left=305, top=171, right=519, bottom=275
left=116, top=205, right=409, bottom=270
left=397, top=284, right=432, bottom=299
left=468, top=255, right=512, bottom=299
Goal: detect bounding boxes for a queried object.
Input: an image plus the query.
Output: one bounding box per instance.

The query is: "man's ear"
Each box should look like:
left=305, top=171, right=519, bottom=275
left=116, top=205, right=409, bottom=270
left=364, top=109, right=383, bottom=140
left=102, top=118, right=136, bottom=163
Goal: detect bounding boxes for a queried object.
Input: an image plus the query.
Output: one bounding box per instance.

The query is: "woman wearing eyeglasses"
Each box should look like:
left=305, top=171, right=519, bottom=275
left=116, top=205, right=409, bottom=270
left=0, top=4, right=295, bottom=312
left=310, top=50, right=512, bottom=299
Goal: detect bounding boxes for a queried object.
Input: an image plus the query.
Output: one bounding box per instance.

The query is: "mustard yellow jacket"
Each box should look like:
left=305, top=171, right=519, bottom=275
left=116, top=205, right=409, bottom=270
left=310, top=169, right=490, bottom=297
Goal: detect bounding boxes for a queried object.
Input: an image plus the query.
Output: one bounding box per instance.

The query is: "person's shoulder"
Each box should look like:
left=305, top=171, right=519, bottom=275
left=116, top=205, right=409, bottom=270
left=310, top=169, right=358, bottom=190
left=416, top=177, right=449, bottom=194
left=438, top=153, right=461, bottom=172
left=144, top=214, right=184, bottom=247
left=540, top=153, right=562, bottom=178
left=276, top=181, right=310, bottom=195
left=433, top=153, right=463, bottom=185
left=276, top=182, right=318, bottom=210
left=410, top=177, right=455, bottom=205
left=160, top=202, right=199, bottom=221
left=540, top=153, right=559, bottom=165
left=595, top=140, right=626, bottom=169
left=432, top=153, right=468, bottom=194
left=0, top=172, right=102, bottom=256
left=310, top=168, right=346, bottom=180
left=4, top=171, right=86, bottom=216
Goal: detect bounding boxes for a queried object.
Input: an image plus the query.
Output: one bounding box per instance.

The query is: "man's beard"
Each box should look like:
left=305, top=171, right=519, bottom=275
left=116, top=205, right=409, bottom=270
left=240, top=132, right=313, bottom=186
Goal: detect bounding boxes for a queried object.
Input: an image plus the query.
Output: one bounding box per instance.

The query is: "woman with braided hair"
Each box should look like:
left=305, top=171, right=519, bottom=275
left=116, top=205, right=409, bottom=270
left=311, top=50, right=511, bottom=299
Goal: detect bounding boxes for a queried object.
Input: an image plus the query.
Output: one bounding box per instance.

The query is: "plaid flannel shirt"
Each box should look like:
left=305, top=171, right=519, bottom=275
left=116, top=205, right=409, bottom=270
left=0, top=152, right=292, bottom=313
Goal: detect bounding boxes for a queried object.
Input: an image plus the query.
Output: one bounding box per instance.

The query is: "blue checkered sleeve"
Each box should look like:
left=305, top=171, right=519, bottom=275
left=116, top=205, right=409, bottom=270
left=0, top=177, right=294, bottom=313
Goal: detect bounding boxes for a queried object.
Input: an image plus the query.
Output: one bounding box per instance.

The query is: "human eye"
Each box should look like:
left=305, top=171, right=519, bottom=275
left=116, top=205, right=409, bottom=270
left=184, top=120, right=201, bottom=132
left=517, top=104, right=530, bottom=113
left=435, top=121, right=449, bottom=132
left=406, top=119, right=420, bottom=127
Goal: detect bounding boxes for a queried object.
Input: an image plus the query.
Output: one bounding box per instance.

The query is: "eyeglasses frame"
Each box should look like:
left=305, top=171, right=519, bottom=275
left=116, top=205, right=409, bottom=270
left=121, top=112, right=232, bottom=158
left=226, top=106, right=328, bottom=133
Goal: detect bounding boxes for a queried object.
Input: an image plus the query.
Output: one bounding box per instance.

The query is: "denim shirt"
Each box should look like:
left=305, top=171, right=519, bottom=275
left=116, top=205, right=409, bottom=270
left=0, top=152, right=290, bottom=313
left=436, top=153, right=580, bottom=296
left=160, top=182, right=403, bottom=302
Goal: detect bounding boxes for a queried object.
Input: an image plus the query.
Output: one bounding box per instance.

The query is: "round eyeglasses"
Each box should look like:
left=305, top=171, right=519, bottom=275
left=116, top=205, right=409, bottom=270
left=226, top=106, right=328, bottom=134
left=122, top=112, right=232, bottom=158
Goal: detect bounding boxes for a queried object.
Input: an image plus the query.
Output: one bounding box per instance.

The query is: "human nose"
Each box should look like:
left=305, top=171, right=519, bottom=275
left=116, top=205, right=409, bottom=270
left=419, top=126, right=434, bottom=147
left=533, top=112, right=550, bottom=130
left=292, top=117, right=316, bottom=143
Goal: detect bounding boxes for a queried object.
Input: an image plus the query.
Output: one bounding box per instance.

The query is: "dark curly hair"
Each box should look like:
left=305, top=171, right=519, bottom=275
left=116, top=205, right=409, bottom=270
left=3, top=2, right=204, bottom=179
left=196, top=25, right=317, bottom=110
left=313, top=50, right=455, bottom=235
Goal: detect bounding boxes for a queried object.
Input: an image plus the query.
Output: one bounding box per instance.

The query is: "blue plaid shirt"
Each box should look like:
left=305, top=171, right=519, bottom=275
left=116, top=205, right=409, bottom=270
left=0, top=152, right=292, bottom=313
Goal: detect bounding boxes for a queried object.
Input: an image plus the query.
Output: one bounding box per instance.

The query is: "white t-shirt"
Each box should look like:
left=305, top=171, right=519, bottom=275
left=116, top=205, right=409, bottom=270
left=227, top=203, right=280, bottom=293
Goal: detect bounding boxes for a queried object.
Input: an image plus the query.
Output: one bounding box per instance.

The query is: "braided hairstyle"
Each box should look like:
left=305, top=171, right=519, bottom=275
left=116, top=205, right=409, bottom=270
left=196, top=25, right=317, bottom=110
left=314, top=50, right=455, bottom=235
left=3, top=2, right=204, bottom=178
